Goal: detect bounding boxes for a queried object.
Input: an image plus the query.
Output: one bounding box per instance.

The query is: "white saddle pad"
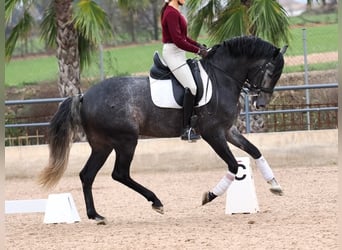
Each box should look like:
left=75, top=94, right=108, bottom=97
left=149, top=62, right=212, bottom=109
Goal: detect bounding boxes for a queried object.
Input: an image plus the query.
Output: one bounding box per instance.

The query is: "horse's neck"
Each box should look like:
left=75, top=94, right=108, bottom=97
left=203, top=58, right=245, bottom=94
left=201, top=59, right=245, bottom=110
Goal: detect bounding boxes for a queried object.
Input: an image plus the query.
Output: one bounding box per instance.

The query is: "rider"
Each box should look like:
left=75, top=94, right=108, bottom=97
left=161, top=0, right=208, bottom=141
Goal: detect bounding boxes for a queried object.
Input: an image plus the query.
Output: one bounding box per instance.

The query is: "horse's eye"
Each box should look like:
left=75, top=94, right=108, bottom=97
left=267, top=63, right=275, bottom=71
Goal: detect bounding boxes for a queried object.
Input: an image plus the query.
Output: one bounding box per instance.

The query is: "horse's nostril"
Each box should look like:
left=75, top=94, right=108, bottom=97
left=256, top=97, right=267, bottom=109
left=256, top=104, right=265, bottom=109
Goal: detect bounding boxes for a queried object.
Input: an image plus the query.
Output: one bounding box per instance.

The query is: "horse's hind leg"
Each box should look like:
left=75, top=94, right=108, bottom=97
left=226, top=126, right=283, bottom=195
left=112, top=138, right=164, bottom=214
left=80, top=148, right=112, bottom=223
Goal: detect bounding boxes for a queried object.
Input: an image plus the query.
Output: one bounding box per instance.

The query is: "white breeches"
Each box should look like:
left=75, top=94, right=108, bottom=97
left=162, top=43, right=197, bottom=96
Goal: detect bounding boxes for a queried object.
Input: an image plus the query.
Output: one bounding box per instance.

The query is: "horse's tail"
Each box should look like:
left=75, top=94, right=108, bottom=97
left=38, top=95, right=83, bottom=189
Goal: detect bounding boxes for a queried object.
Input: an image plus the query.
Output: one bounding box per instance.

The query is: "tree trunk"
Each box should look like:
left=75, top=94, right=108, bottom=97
left=129, top=11, right=136, bottom=43
left=306, top=0, right=312, bottom=11
left=54, top=0, right=81, bottom=97
left=151, top=0, right=159, bottom=40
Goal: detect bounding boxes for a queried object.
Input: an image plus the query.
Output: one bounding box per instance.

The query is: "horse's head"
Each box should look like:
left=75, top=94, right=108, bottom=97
left=202, top=36, right=286, bottom=108
left=247, top=45, right=287, bottom=109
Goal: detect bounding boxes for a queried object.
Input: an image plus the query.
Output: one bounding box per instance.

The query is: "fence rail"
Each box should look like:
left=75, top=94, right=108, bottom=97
left=5, top=83, right=338, bottom=132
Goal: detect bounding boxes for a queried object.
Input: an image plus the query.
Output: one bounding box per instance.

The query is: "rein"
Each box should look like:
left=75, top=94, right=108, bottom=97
left=154, top=61, right=189, bottom=82
left=204, top=57, right=275, bottom=95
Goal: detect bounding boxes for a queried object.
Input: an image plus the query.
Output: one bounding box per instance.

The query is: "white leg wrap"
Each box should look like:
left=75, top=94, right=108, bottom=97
left=255, top=155, right=274, bottom=182
left=212, top=172, right=235, bottom=196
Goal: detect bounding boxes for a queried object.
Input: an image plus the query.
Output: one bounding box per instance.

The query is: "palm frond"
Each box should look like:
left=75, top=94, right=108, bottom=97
left=40, top=2, right=57, bottom=49
left=188, top=0, right=223, bottom=39
left=5, top=10, right=34, bottom=61
left=78, top=34, right=96, bottom=71
left=248, top=0, right=291, bottom=46
left=73, top=0, right=113, bottom=45
left=5, top=0, right=21, bottom=23
left=209, top=1, right=249, bottom=44
left=187, top=0, right=291, bottom=47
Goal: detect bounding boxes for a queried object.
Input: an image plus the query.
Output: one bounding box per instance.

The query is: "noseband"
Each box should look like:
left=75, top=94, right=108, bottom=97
left=244, top=60, right=276, bottom=94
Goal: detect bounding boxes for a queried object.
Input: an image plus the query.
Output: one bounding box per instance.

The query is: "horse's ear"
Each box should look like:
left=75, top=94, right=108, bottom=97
left=280, top=45, right=288, bottom=55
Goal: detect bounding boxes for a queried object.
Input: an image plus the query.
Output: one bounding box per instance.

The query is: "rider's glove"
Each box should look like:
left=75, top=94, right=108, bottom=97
left=197, top=48, right=208, bottom=58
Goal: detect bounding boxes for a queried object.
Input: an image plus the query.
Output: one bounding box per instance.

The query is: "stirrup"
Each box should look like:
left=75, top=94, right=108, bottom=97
left=181, top=127, right=201, bottom=142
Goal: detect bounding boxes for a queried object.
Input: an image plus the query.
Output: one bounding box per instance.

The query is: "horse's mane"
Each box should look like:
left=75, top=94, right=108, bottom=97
left=209, top=36, right=277, bottom=59
left=204, top=36, right=284, bottom=86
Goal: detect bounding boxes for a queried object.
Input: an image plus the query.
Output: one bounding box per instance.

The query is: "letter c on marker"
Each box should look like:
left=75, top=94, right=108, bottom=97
left=235, top=164, right=246, bottom=181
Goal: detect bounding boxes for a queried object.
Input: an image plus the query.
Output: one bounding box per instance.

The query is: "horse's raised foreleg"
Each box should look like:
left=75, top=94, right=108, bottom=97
left=226, top=126, right=283, bottom=195
left=112, top=139, right=164, bottom=214
left=201, top=129, right=239, bottom=205
left=80, top=148, right=112, bottom=224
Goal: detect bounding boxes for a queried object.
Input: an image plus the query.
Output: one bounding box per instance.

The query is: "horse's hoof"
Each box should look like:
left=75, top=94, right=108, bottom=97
left=202, top=191, right=217, bottom=205
left=152, top=205, right=164, bottom=214
left=202, top=191, right=211, bottom=205
left=270, top=187, right=283, bottom=196
left=202, top=191, right=217, bottom=206
left=94, top=216, right=107, bottom=225
left=267, top=178, right=283, bottom=196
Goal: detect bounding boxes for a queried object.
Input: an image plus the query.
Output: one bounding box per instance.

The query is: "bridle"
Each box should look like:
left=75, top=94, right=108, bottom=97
left=206, top=57, right=278, bottom=95
left=243, top=60, right=277, bottom=94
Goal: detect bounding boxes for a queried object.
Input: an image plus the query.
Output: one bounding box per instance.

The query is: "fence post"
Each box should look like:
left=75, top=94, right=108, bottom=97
left=302, top=28, right=311, bottom=130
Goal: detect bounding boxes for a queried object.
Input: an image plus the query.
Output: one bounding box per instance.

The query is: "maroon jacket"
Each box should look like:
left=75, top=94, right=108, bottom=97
left=161, top=6, right=199, bottom=54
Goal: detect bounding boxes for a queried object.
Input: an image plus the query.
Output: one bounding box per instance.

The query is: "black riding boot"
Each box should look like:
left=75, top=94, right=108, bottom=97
left=181, top=88, right=201, bottom=141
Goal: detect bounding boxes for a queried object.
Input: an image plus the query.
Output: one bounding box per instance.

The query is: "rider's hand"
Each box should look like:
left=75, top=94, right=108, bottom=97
left=198, top=43, right=207, bottom=50
left=198, top=48, right=208, bottom=58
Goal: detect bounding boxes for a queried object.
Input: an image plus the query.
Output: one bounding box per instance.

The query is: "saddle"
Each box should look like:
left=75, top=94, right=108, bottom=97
left=149, top=52, right=204, bottom=106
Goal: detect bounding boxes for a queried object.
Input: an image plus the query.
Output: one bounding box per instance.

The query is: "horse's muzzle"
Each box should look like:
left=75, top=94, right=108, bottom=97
left=254, top=96, right=267, bottom=109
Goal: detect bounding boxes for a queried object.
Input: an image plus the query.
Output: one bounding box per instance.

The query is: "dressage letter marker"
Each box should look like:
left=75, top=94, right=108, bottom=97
left=6, top=193, right=80, bottom=224
left=44, top=193, right=81, bottom=224
left=225, top=157, right=259, bottom=214
left=5, top=199, right=47, bottom=214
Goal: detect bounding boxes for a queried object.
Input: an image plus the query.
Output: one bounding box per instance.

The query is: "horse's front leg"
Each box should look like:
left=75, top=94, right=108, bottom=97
left=227, top=126, right=283, bottom=196
left=112, top=138, right=164, bottom=214
left=201, top=129, right=239, bottom=205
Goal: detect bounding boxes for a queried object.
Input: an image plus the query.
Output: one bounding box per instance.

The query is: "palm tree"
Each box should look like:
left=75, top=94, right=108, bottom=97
left=5, top=0, right=113, bottom=97
left=187, top=0, right=291, bottom=47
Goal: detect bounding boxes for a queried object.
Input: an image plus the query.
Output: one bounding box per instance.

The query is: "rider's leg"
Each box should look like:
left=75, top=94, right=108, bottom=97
left=181, top=88, right=201, bottom=141
left=162, top=43, right=198, bottom=95
left=162, top=43, right=200, bottom=141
